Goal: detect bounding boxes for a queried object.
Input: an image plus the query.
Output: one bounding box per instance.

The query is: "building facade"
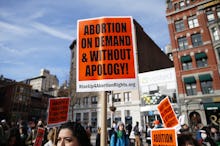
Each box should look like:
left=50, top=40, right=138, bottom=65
left=26, top=69, right=59, bottom=96
left=29, top=90, right=53, bottom=121
left=0, top=77, right=32, bottom=121
left=139, top=67, right=179, bottom=126
left=166, top=0, right=220, bottom=130
left=0, top=75, right=54, bottom=122
left=69, top=19, right=173, bottom=129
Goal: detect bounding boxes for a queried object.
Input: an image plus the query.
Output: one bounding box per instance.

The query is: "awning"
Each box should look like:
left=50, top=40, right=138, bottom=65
left=195, top=52, right=207, bottom=60
left=199, top=74, right=212, bottom=82
left=203, top=103, right=220, bottom=110
left=183, top=76, right=196, bottom=83
left=181, top=55, right=192, bottom=62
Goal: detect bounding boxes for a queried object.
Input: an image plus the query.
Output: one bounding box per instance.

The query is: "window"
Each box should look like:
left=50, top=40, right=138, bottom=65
left=91, top=112, right=97, bottom=127
left=191, top=33, right=202, bottom=47
left=181, top=55, right=192, bottom=70
left=76, top=113, right=81, bottom=122
left=76, top=98, right=81, bottom=105
left=182, top=62, right=192, bottom=70
left=175, top=19, right=185, bottom=32
left=186, top=0, right=190, bottom=6
left=113, top=93, right=121, bottom=102
left=16, top=86, right=20, bottom=93
left=124, top=92, right=131, bottom=102
left=217, top=47, right=220, bottom=61
left=199, top=74, right=213, bottom=94
left=167, top=0, right=172, bottom=10
left=217, top=8, right=220, bottom=18
left=180, top=1, right=185, bottom=9
left=178, top=37, right=188, bottom=50
left=188, top=16, right=199, bottom=28
left=83, top=97, right=89, bottom=105
left=195, top=52, right=208, bottom=68
left=206, top=11, right=215, bottom=22
left=211, top=27, right=220, bottom=41
left=83, top=112, right=89, bottom=124
left=174, top=3, right=178, bottom=10
left=91, top=96, right=98, bottom=104
left=184, top=76, right=197, bottom=96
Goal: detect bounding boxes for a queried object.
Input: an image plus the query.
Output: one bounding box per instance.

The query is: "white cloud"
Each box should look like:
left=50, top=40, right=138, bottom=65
left=27, top=10, right=45, bottom=20
left=0, top=21, right=31, bottom=36
left=0, top=0, right=169, bottom=83
left=0, top=43, right=39, bottom=57
left=31, top=22, right=73, bottom=41
left=0, top=60, right=24, bottom=66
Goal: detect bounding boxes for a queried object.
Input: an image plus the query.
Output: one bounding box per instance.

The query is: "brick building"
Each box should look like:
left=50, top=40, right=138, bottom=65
left=166, top=0, right=220, bottom=129
left=0, top=76, right=32, bottom=121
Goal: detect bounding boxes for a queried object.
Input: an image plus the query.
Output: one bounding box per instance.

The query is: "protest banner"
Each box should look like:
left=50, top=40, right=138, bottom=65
left=157, top=97, right=179, bottom=128
left=77, top=16, right=138, bottom=92
left=151, top=128, right=177, bottom=146
left=34, top=127, right=45, bottom=146
left=47, top=97, right=70, bottom=126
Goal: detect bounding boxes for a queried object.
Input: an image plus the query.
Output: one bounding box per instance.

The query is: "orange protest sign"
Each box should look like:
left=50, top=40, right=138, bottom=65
left=47, top=97, right=70, bottom=125
left=151, top=128, right=177, bottom=146
left=34, top=127, right=45, bottom=146
left=77, top=16, right=138, bottom=92
left=157, top=97, right=179, bottom=128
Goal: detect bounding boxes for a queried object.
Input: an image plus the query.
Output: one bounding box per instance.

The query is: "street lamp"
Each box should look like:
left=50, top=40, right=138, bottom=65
left=110, top=106, right=116, bottom=112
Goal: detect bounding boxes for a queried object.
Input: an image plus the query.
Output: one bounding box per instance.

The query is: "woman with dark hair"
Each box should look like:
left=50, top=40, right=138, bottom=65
left=56, top=122, right=92, bottom=146
left=177, top=133, right=201, bottom=146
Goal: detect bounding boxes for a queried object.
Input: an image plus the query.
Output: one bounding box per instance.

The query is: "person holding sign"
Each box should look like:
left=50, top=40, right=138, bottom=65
left=56, top=122, right=92, bottom=146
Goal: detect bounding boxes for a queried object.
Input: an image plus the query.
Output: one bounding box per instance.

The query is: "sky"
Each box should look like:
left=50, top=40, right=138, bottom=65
left=0, top=0, right=170, bottom=85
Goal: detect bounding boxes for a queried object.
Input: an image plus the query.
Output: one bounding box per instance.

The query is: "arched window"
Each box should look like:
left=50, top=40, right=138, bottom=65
left=189, top=111, right=201, bottom=129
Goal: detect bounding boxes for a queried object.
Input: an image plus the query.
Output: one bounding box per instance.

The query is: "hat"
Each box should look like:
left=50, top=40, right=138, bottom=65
left=117, top=121, right=124, bottom=127
left=1, top=119, right=6, bottom=123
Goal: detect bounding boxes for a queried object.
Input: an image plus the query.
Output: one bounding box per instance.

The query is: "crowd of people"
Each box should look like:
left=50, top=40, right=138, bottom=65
left=177, top=123, right=220, bottom=146
left=104, top=120, right=220, bottom=146
left=144, top=121, right=220, bottom=146
left=0, top=119, right=92, bottom=146
left=0, top=118, right=220, bottom=146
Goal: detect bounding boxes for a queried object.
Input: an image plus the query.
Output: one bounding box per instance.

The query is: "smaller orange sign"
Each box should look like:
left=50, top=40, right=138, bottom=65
left=34, top=127, right=45, bottom=146
left=157, top=97, right=179, bottom=128
left=151, top=128, right=177, bottom=146
left=47, top=97, right=70, bottom=125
